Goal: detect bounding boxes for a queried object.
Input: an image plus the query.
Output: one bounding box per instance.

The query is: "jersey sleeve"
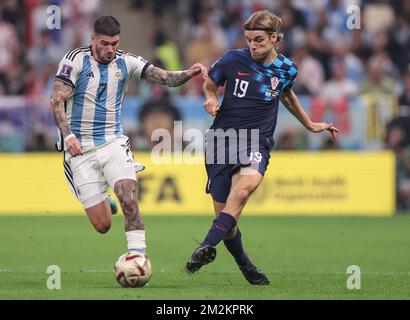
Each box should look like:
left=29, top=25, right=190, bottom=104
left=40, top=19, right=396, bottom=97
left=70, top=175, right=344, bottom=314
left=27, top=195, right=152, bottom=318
left=126, top=54, right=151, bottom=79
left=282, top=64, right=298, bottom=91
left=54, top=52, right=83, bottom=88
left=208, top=51, right=232, bottom=87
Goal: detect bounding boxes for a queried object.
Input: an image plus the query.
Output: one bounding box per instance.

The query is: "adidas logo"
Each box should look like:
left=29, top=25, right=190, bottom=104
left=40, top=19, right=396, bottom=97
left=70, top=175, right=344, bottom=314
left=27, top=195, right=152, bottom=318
left=87, top=71, right=94, bottom=78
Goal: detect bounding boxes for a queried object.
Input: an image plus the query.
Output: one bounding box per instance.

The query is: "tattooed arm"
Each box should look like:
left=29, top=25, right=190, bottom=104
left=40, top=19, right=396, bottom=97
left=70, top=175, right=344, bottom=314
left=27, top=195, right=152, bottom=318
left=50, top=80, right=83, bottom=156
left=142, top=63, right=207, bottom=87
left=280, top=89, right=339, bottom=139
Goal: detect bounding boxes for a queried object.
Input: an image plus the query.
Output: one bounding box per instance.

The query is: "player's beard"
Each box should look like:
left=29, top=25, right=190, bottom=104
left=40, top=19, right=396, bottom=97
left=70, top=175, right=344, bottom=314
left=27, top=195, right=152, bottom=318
left=96, top=46, right=114, bottom=64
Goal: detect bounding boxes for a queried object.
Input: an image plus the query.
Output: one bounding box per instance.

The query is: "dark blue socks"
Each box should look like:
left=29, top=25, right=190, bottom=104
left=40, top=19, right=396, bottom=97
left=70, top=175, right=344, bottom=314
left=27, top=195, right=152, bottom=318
left=223, top=228, right=250, bottom=267
left=202, top=212, right=237, bottom=247
left=202, top=212, right=251, bottom=267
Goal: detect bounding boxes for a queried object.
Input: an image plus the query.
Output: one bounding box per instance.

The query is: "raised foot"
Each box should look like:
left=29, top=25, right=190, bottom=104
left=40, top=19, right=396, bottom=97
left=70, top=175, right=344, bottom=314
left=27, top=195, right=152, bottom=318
left=185, top=244, right=217, bottom=273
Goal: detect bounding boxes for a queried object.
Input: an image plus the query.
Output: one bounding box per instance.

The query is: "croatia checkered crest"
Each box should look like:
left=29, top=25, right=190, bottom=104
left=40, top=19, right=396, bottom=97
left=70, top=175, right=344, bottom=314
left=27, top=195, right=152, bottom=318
left=271, top=76, right=280, bottom=90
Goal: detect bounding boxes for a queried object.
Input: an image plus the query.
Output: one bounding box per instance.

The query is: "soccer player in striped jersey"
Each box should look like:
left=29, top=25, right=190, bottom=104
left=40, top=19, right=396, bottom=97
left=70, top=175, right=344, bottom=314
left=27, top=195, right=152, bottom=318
left=50, top=16, right=206, bottom=257
left=185, top=10, right=338, bottom=284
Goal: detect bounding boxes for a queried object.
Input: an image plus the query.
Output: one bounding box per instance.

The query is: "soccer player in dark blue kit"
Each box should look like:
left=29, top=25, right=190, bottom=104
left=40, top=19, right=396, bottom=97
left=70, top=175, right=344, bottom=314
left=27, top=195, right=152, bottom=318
left=185, top=10, right=339, bottom=285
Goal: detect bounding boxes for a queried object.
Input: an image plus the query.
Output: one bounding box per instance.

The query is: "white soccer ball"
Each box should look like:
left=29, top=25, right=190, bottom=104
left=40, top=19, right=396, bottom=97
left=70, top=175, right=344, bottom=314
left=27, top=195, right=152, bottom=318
left=114, top=252, right=152, bottom=288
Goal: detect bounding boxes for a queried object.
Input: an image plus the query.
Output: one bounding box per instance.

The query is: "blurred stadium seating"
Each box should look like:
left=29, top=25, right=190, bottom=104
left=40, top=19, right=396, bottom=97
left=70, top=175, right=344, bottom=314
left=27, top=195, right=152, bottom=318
left=0, top=0, right=409, bottom=211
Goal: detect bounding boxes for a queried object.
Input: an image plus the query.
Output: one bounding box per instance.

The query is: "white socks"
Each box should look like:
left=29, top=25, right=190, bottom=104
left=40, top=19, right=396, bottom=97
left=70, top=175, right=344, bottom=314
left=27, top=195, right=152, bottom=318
left=126, top=230, right=146, bottom=255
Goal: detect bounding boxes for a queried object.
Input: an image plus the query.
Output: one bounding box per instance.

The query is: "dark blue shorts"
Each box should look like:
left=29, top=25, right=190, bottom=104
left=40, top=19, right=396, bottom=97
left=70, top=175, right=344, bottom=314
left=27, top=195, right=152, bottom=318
left=205, top=136, right=273, bottom=203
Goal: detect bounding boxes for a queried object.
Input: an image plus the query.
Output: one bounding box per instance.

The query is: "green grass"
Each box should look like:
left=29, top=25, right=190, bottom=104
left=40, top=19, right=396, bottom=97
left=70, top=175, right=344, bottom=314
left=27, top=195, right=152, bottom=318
left=0, top=214, right=409, bottom=299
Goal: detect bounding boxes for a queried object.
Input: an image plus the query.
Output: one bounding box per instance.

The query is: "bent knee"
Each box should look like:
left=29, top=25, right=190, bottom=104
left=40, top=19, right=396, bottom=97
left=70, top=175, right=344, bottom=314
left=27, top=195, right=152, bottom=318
left=235, top=188, right=251, bottom=202
left=93, top=221, right=111, bottom=234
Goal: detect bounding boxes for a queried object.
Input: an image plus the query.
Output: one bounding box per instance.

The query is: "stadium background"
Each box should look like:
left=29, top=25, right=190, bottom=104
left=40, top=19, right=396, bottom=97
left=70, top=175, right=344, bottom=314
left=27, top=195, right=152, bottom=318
left=0, top=0, right=409, bottom=299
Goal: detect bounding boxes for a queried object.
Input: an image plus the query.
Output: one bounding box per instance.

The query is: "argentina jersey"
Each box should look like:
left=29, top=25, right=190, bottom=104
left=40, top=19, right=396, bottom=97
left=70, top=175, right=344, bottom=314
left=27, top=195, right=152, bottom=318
left=208, top=48, right=297, bottom=140
left=55, top=46, right=150, bottom=149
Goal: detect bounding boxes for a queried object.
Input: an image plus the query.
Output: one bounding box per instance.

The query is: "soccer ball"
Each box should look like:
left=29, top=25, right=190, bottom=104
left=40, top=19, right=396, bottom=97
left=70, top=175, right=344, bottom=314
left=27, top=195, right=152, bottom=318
left=114, top=252, right=152, bottom=288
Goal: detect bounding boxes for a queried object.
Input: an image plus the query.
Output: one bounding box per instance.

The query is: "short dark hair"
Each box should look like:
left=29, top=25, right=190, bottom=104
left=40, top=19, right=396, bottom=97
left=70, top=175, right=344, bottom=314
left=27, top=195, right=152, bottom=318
left=94, top=16, right=121, bottom=36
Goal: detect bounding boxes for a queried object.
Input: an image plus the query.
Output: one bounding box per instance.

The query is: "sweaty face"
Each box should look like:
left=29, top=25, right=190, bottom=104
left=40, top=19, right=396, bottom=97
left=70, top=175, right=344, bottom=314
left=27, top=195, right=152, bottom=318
left=244, top=30, right=276, bottom=62
left=92, top=34, right=120, bottom=64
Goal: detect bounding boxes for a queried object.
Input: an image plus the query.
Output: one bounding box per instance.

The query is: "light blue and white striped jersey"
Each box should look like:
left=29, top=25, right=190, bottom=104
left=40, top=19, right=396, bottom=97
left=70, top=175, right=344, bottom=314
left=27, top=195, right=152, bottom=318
left=55, top=46, right=150, bottom=149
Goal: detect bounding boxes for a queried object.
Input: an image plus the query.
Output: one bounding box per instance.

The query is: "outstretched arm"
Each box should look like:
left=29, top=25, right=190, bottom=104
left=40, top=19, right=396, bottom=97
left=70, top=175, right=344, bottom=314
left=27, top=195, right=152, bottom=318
left=279, top=89, right=339, bottom=139
left=142, top=63, right=207, bottom=87
left=50, top=79, right=83, bottom=156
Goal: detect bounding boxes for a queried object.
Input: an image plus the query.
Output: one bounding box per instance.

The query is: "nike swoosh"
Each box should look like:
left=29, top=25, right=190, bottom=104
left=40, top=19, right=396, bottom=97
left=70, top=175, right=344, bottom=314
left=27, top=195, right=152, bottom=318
left=215, top=224, right=226, bottom=231
left=237, top=71, right=251, bottom=76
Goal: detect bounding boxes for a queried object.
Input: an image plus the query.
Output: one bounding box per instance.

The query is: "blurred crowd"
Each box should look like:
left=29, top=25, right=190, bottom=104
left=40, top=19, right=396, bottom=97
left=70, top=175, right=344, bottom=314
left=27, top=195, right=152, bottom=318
left=0, top=0, right=410, bottom=209
left=176, top=0, right=410, bottom=145
left=0, top=0, right=100, bottom=95
left=0, top=0, right=100, bottom=151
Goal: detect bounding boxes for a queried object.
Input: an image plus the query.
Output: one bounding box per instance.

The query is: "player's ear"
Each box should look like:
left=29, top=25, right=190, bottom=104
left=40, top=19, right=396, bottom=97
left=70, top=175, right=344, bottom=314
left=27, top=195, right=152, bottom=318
left=270, top=32, right=278, bottom=43
left=91, top=34, right=97, bottom=42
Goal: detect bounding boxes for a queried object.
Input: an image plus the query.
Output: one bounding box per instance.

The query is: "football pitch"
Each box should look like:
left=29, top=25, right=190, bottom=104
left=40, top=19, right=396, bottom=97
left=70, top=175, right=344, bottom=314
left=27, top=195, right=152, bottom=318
left=0, top=214, right=409, bottom=300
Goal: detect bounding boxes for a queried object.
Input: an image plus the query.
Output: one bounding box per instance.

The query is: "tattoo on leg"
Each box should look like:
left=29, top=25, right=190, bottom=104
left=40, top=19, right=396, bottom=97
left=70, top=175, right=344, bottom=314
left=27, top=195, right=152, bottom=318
left=114, top=179, right=144, bottom=231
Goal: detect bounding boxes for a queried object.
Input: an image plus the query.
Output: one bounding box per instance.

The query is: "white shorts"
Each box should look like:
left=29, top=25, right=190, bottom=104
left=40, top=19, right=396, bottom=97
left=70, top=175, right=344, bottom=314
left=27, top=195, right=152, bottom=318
left=63, top=135, right=141, bottom=209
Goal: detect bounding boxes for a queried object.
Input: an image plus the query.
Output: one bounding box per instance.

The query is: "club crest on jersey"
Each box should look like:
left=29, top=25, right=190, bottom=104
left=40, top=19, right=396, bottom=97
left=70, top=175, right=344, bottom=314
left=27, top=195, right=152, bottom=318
left=60, top=64, right=73, bottom=78
left=115, top=70, right=123, bottom=80
left=271, top=77, right=279, bottom=90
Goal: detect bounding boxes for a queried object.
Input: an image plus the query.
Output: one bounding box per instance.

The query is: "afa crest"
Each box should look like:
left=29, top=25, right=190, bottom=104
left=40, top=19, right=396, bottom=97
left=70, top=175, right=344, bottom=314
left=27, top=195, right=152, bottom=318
left=115, top=70, right=123, bottom=80
left=270, top=77, right=280, bottom=90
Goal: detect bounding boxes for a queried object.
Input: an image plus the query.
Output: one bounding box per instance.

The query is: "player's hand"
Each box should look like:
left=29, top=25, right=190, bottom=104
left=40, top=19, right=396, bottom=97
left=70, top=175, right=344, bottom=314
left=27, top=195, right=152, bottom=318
left=65, top=134, right=83, bottom=156
left=310, top=122, right=339, bottom=140
left=187, top=63, right=208, bottom=79
left=203, top=98, right=219, bottom=116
